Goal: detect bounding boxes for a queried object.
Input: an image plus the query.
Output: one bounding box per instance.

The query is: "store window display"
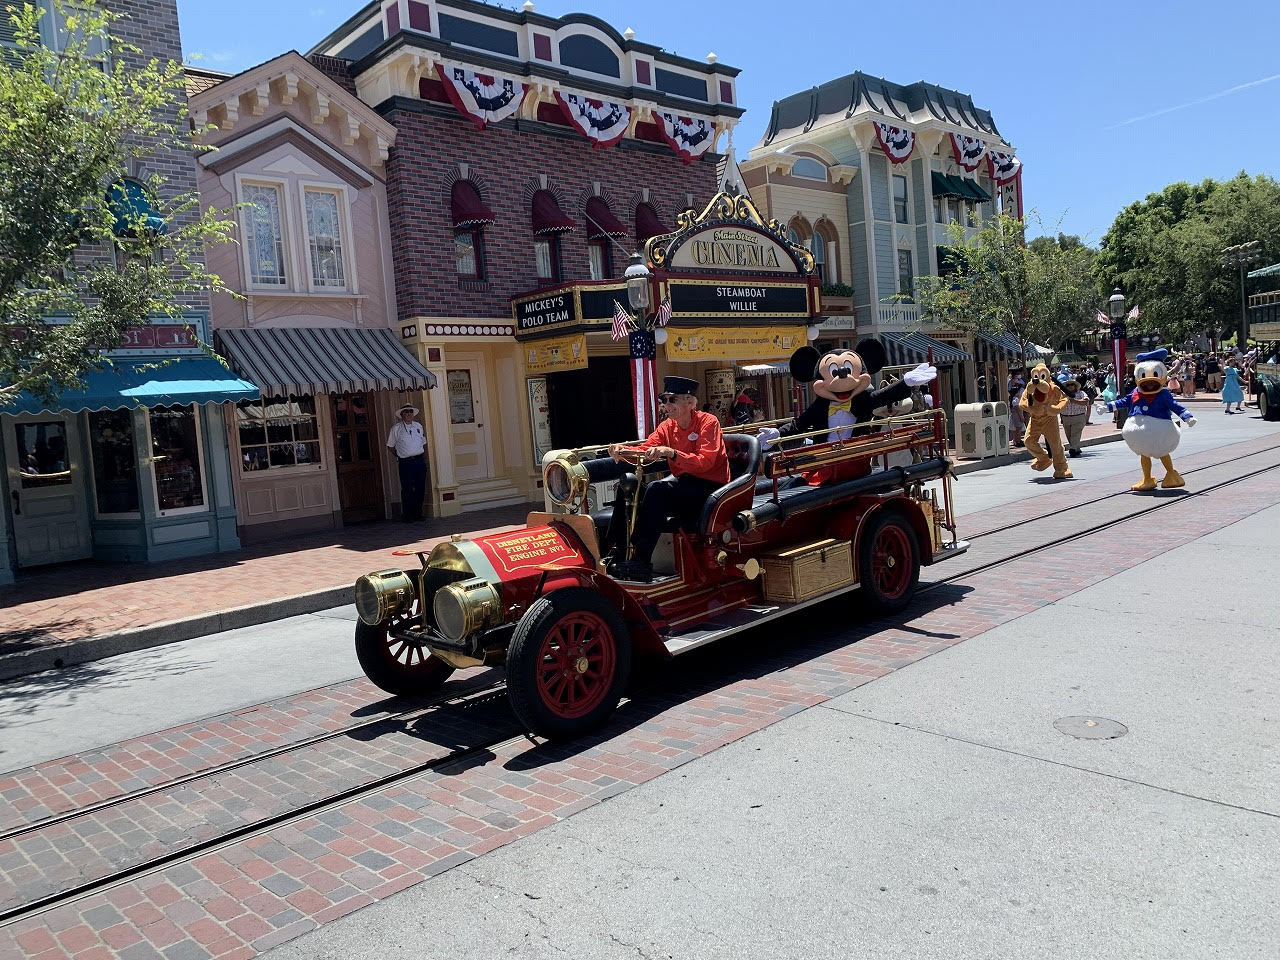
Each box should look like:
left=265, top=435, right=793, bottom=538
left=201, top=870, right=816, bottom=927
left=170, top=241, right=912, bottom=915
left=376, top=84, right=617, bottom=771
left=237, top=396, right=321, bottom=471
left=88, top=410, right=139, bottom=514
left=148, top=405, right=205, bottom=512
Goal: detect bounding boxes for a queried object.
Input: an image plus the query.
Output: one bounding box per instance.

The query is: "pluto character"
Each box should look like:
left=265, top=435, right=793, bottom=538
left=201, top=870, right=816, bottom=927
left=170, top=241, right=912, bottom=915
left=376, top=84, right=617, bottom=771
left=1104, top=349, right=1196, bottom=491
left=1019, top=363, right=1071, bottom=479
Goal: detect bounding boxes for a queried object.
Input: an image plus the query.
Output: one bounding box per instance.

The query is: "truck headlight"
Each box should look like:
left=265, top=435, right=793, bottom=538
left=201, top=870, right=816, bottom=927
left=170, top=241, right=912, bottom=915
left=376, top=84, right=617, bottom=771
left=353, top=570, right=416, bottom=625
left=544, top=452, right=590, bottom=509
left=432, top=577, right=503, bottom=641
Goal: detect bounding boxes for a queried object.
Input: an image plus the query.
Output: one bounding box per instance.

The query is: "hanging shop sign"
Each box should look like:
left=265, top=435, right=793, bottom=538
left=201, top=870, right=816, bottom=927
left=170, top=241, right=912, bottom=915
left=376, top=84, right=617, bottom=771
left=666, top=280, right=811, bottom=319
left=665, top=325, right=806, bottom=362
left=950, top=133, right=986, bottom=172
left=522, top=332, right=588, bottom=375
left=512, top=282, right=629, bottom=338
left=437, top=65, right=527, bottom=128
left=556, top=91, right=630, bottom=148
left=514, top=291, right=577, bottom=333
left=646, top=188, right=816, bottom=278
left=873, top=122, right=914, bottom=163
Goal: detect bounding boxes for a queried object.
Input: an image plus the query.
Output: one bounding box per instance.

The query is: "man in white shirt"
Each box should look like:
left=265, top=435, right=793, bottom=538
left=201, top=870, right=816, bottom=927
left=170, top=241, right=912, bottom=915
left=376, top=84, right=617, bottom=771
left=386, top=404, right=427, bottom=522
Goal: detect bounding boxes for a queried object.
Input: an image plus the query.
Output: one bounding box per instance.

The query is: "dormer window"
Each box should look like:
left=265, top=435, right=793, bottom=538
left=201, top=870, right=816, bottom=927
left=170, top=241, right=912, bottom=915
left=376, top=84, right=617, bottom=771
left=791, top=157, right=827, bottom=181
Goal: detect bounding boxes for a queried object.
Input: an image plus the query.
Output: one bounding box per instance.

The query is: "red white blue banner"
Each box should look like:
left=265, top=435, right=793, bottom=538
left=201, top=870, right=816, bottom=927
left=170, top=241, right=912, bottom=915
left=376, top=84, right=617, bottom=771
left=873, top=122, right=914, bottom=163
left=658, top=111, right=715, bottom=162
left=987, top=149, right=1022, bottom=184
left=556, top=92, right=631, bottom=148
left=436, top=64, right=527, bottom=129
left=950, top=133, right=986, bottom=172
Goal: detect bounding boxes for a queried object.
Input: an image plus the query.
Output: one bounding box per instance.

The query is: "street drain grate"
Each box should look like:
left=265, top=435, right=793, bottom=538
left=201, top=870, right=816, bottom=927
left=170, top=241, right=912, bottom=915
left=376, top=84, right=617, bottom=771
left=1053, top=716, right=1128, bottom=739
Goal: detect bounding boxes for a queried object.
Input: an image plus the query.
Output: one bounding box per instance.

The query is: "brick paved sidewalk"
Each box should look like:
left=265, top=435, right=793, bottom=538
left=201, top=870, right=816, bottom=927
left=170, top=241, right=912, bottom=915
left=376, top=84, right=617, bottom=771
left=0, top=503, right=536, bottom=654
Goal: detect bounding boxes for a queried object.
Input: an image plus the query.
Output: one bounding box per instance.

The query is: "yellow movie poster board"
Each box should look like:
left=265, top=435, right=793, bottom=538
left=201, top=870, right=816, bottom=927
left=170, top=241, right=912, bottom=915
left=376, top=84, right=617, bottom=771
left=664, top=326, right=804, bottom=362
left=522, top=333, right=588, bottom=374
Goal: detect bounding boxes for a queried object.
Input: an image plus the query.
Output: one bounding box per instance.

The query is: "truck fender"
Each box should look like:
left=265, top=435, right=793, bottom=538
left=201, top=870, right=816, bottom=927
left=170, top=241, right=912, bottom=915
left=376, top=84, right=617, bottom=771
left=531, top=569, right=668, bottom=659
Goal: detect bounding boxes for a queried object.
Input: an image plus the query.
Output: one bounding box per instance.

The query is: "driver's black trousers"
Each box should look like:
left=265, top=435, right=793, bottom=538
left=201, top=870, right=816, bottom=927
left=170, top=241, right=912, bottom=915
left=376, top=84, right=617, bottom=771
left=628, top=473, right=720, bottom=564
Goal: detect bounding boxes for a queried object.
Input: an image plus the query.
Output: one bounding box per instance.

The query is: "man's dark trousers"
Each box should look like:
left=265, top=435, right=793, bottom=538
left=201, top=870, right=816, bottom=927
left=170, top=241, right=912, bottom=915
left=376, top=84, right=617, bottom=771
left=630, top=473, right=719, bottom=563
left=397, top=454, right=426, bottom=521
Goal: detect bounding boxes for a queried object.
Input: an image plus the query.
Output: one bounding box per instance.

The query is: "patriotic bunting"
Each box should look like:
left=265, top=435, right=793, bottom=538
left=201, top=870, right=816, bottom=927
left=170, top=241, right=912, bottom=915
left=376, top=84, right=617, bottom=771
left=657, top=111, right=715, bottom=162
left=950, top=133, right=986, bottom=172
left=436, top=64, right=527, bottom=129
left=987, top=148, right=1022, bottom=184
left=629, top=329, right=658, bottom=439
left=556, top=92, right=631, bottom=148
left=873, top=122, right=914, bottom=163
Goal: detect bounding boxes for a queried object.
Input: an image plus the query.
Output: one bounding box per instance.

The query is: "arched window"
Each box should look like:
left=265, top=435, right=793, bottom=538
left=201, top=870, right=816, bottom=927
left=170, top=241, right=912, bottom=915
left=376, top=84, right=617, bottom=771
left=451, top=180, right=494, bottom=280
left=531, top=190, right=575, bottom=282
left=584, top=198, right=626, bottom=280
left=811, top=234, right=826, bottom=285
left=812, top=220, right=838, bottom=286
left=791, top=156, right=827, bottom=181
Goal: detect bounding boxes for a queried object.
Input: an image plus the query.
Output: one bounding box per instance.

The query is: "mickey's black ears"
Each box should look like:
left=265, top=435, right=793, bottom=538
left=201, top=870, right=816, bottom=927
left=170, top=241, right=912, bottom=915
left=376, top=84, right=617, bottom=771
left=855, top=338, right=886, bottom=376
left=790, top=346, right=820, bottom=382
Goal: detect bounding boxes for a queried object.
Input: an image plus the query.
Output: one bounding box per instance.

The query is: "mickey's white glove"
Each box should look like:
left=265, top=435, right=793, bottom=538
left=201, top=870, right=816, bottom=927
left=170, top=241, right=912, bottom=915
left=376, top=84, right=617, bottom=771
left=1184, top=416, right=1197, bottom=428
left=904, top=363, right=937, bottom=387
left=757, top=426, right=781, bottom=449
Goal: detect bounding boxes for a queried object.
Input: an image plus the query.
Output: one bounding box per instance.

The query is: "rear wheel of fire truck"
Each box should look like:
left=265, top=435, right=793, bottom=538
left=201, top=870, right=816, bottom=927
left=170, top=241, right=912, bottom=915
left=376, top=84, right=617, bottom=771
left=355, top=618, right=455, bottom=698
left=506, top=588, right=632, bottom=741
left=857, top=511, right=920, bottom=616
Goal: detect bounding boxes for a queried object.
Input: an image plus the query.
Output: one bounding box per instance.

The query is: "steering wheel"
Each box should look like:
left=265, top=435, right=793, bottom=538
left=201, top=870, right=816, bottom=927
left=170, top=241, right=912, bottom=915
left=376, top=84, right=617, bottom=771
left=611, top=445, right=664, bottom=467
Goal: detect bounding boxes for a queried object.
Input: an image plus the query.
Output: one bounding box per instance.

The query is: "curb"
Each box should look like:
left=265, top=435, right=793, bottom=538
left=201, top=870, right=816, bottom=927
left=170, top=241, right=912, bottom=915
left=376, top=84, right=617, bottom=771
left=1, top=435, right=1126, bottom=684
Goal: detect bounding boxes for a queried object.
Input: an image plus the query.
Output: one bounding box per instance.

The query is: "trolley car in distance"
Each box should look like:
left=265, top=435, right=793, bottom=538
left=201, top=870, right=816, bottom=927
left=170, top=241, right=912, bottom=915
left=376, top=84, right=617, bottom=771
left=1248, top=320, right=1280, bottom=421
left=351, top=409, right=968, bottom=740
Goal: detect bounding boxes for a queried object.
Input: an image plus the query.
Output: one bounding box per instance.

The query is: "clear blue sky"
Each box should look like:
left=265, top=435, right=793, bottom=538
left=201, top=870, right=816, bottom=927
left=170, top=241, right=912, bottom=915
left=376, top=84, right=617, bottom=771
left=177, top=0, right=1280, bottom=244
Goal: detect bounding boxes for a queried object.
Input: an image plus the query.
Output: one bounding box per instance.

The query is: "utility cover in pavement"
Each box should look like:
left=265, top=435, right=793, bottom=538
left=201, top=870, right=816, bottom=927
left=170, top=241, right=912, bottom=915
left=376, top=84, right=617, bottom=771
left=1053, top=716, right=1128, bottom=739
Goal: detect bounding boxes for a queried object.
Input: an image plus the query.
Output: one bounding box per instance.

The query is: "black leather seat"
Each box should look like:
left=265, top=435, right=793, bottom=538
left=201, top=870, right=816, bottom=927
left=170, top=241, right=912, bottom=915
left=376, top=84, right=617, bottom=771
left=694, top=433, right=761, bottom=534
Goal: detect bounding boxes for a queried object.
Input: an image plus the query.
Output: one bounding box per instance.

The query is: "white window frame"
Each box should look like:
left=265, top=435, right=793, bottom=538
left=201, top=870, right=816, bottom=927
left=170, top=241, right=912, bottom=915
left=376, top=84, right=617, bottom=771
left=892, top=174, right=909, bottom=224
left=85, top=409, right=142, bottom=519
left=235, top=174, right=293, bottom=291
left=233, top=395, right=325, bottom=475
left=144, top=404, right=210, bottom=518
left=297, top=180, right=355, bottom=294
left=790, top=157, right=827, bottom=181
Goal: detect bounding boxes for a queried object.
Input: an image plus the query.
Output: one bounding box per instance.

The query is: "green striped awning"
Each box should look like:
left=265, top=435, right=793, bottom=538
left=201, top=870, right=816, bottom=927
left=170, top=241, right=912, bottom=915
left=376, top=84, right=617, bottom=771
left=880, top=332, right=970, bottom=366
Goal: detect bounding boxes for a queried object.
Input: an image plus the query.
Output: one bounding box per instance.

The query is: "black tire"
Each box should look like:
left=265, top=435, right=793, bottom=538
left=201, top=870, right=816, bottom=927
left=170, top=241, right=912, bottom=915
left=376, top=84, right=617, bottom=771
left=857, top=510, right=921, bottom=616
left=1260, top=389, right=1276, bottom=421
left=355, top=612, right=455, bottom=698
left=506, top=587, right=632, bottom=741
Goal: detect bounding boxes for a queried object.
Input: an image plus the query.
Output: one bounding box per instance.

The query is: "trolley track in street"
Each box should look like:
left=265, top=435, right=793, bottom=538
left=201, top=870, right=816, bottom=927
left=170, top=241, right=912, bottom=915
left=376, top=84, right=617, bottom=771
left=3, top=449, right=1278, bottom=928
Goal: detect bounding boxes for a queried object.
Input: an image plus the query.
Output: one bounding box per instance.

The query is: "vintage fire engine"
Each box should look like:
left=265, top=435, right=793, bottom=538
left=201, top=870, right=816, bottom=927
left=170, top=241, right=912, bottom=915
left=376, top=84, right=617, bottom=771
left=352, top=410, right=967, bottom=739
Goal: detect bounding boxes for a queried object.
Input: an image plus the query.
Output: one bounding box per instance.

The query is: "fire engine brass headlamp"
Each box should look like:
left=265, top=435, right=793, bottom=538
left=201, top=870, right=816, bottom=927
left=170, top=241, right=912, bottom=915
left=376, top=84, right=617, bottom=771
left=354, top=570, right=415, bottom=625
left=433, top=577, right=502, bottom=641
left=544, top=452, right=590, bottom=509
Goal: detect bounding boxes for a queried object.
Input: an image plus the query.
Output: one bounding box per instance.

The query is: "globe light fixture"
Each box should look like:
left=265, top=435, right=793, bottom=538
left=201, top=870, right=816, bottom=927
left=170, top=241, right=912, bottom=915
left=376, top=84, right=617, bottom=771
left=1107, top=287, right=1126, bottom=321
left=624, top=253, right=651, bottom=313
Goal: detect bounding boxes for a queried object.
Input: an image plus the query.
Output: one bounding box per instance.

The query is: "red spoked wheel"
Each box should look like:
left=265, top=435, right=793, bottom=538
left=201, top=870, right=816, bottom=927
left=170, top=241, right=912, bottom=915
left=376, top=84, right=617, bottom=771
left=857, top=511, right=921, bottom=616
left=507, top=587, right=631, bottom=740
left=354, top=577, right=455, bottom=697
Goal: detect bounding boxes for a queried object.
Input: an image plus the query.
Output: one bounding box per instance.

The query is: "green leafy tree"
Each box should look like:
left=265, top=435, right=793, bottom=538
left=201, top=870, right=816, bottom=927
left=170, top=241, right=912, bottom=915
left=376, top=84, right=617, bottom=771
left=0, top=0, right=234, bottom=407
left=913, top=213, right=1098, bottom=366
left=1094, top=173, right=1280, bottom=346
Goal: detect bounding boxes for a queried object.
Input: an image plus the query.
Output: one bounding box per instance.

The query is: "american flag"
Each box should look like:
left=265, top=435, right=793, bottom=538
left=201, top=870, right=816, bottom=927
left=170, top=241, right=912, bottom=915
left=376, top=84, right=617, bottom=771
left=611, top=300, right=631, bottom=341
left=628, top=329, right=657, bottom=439
left=655, top=296, right=672, bottom=327
left=1127, top=305, right=1141, bottom=320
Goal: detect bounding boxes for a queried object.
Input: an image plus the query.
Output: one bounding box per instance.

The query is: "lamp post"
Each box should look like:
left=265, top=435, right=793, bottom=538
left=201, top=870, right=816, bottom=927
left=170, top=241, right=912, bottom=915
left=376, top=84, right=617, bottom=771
left=624, top=252, right=651, bottom=315
left=1222, top=241, right=1263, bottom=348
left=1108, top=286, right=1127, bottom=390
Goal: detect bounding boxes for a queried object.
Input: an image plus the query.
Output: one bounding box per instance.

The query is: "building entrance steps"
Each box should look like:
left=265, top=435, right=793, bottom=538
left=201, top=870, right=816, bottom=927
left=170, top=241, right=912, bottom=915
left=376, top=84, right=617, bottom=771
left=0, top=502, right=539, bottom=680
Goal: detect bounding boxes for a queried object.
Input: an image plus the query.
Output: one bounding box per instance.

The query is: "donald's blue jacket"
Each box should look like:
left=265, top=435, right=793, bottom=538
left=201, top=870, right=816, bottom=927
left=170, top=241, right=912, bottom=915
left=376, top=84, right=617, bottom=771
left=1108, top=388, right=1194, bottom=422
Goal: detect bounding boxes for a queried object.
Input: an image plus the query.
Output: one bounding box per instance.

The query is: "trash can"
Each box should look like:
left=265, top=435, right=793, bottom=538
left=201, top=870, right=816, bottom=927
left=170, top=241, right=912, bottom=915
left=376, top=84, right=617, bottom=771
left=955, top=402, right=1006, bottom=458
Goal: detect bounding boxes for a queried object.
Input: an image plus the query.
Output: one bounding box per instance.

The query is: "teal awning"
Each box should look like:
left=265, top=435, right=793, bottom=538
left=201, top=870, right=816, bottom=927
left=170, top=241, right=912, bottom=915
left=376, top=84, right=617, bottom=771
left=107, top=179, right=166, bottom=237
left=931, top=171, right=964, bottom=198
left=962, top=178, right=992, bottom=202
left=1248, top=262, right=1280, bottom=279
left=8, top=355, right=259, bottom=414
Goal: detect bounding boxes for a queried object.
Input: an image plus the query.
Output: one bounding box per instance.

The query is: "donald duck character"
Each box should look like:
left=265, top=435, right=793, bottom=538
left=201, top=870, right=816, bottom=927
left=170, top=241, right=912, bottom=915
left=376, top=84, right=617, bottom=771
left=1104, top=349, right=1197, bottom=491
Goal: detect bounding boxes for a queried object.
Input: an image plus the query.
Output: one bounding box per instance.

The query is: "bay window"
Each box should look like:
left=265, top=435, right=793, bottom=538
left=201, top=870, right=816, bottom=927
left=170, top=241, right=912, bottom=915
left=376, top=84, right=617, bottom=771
left=242, top=183, right=287, bottom=286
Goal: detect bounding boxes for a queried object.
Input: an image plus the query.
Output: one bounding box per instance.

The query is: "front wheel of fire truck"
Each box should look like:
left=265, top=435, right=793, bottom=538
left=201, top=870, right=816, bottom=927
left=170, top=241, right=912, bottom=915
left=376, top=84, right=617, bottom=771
left=506, top=587, right=632, bottom=741
left=354, top=618, right=455, bottom=698
left=858, top=510, right=921, bottom=616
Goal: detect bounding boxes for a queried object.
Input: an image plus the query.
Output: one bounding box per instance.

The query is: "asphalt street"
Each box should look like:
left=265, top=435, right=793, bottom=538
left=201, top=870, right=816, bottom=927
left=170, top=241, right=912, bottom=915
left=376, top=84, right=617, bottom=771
left=0, top=410, right=1273, bottom=773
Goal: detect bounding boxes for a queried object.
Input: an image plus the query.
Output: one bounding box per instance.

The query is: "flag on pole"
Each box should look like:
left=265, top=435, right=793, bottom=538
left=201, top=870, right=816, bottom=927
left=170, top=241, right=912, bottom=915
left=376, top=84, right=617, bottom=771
left=1095, top=310, right=1108, bottom=326
left=1127, top=305, right=1141, bottom=320
left=654, top=296, right=672, bottom=327
left=628, top=329, right=657, bottom=439
left=611, top=300, right=631, bottom=341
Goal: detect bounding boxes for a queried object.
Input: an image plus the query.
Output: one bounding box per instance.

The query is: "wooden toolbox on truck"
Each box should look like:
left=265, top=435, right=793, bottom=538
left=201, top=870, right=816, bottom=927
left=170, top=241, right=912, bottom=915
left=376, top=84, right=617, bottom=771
left=760, top=538, right=854, bottom=603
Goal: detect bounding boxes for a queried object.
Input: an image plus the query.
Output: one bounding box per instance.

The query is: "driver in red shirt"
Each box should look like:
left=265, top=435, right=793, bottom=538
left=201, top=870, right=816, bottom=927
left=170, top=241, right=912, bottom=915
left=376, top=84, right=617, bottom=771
left=607, top=376, right=729, bottom=582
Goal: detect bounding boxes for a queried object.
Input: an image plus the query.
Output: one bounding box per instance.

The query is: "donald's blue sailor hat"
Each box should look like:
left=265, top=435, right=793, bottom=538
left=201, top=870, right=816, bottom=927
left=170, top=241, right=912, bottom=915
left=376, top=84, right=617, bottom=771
left=1135, top=348, right=1168, bottom=364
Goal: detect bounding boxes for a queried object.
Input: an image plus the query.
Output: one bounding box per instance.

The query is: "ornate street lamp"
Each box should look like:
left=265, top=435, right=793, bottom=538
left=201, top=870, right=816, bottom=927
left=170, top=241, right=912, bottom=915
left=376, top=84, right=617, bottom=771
left=1108, top=286, right=1127, bottom=389
left=624, top=253, right=651, bottom=314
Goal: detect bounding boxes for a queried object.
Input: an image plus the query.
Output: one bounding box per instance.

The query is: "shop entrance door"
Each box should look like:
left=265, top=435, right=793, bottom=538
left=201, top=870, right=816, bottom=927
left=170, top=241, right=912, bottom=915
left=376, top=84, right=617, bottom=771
left=331, top=393, right=385, bottom=523
left=447, top=365, right=492, bottom=481
left=2, top=414, right=92, bottom=567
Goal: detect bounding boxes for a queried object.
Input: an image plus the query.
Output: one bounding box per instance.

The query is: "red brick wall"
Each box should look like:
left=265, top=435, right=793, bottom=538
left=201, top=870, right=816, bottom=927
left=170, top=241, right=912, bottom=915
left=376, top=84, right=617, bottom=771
left=383, top=103, right=720, bottom=322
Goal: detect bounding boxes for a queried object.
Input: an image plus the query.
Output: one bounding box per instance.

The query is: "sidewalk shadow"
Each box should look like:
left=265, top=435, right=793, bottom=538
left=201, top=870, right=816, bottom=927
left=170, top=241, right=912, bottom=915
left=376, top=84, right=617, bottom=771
left=0, top=620, right=87, bottom=654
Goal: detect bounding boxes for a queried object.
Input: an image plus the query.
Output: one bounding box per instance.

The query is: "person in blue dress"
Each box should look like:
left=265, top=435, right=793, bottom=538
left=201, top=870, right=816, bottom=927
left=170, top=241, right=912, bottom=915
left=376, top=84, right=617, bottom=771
left=1220, top=361, right=1245, bottom=413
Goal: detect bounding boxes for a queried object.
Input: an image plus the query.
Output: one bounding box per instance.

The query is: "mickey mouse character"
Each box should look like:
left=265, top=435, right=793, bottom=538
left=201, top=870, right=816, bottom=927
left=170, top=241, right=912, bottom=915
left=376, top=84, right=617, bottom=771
left=759, top=340, right=936, bottom=484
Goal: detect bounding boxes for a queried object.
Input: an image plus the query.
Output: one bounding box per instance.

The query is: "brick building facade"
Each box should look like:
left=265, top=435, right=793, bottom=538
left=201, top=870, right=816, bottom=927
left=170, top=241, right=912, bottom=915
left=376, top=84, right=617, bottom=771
left=309, top=0, right=742, bottom=514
